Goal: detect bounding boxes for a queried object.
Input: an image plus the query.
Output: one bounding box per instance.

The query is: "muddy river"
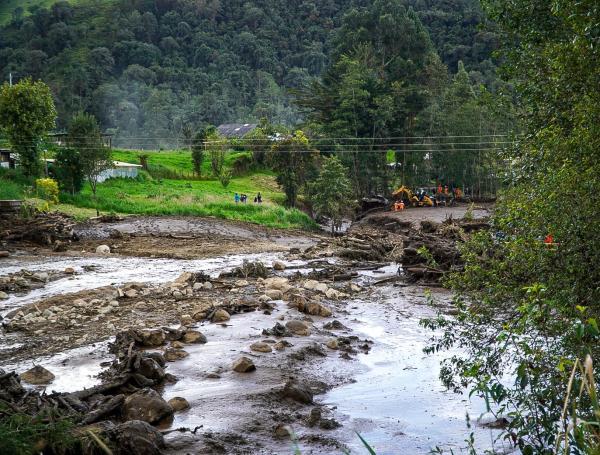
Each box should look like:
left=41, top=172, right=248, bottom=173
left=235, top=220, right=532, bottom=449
left=1, top=246, right=511, bottom=454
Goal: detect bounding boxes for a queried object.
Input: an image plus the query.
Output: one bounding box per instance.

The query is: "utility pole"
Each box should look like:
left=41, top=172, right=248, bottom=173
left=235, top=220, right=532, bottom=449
left=9, top=73, right=13, bottom=86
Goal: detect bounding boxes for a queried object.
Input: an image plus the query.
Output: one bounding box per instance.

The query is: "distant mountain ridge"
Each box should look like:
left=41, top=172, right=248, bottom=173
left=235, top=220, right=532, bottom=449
left=0, top=0, right=499, bottom=147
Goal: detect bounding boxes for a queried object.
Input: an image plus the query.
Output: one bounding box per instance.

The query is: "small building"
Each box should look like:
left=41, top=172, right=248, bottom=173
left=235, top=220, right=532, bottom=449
left=216, top=123, right=258, bottom=139
left=0, top=149, right=16, bottom=169
left=47, top=132, right=113, bottom=149
left=97, top=161, right=142, bottom=183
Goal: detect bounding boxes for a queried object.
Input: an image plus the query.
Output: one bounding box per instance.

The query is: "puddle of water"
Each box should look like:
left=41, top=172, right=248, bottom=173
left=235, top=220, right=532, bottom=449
left=2, top=342, right=110, bottom=394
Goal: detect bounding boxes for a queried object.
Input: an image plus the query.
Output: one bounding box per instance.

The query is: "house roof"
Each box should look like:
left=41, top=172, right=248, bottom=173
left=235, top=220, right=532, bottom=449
left=216, top=123, right=258, bottom=138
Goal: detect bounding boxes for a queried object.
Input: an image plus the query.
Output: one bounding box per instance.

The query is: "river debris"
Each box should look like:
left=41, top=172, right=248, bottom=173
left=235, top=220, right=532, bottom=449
left=0, top=211, right=77, bottom=247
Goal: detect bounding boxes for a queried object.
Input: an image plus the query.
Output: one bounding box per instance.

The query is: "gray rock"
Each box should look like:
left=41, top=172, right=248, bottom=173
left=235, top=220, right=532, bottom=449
left=285, top=320, right=311, bottom=336
left=282, top=380, right=313, bottom=404
left=115, top=420, right=166, bottom=455
left=250, top=342, right=272, bottom=353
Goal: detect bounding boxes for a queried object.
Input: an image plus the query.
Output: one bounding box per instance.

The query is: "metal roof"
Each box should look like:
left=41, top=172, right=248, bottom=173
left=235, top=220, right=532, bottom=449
left=216, top=123, right=258, bottom=138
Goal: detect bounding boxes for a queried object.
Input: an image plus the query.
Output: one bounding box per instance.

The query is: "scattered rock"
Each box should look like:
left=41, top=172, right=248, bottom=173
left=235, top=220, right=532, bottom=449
left=285, top=320, right=311, bottom=336
left=168, top=397, right=190, bottom=412
left=179, top=314, right=194, bottom=326
left=20, top=365, right=55, bottom=385
left=263, top=277, right=290, bottom=291
left=0, top=291, right=9, bottom=300
left=250, top=342, right=272, bottom=353
left=124, top=289, right=138, bottom=298
left=232, top=356, right=256, bottom=373
left=64, top=267, right=75, bottom=274
left=139, top=329, right=166, bottom=347
left=96, top=245, right=111, bottom=254
left=325, top=338, right=339, bottom=350
left=114, top=420, right=166, bottom=455
left=212, top=309, right=230, bottom=323
left=122, top=388, right=173, bottom=424
left=265, top=289, right=284, bottom=300
left=273, top=340, right=292, bottom=350
left=272, top=261, right=286, bottom=271
left=203, top=281, right=213, bottom=290
left=138, top=357, right=165, bottom=381
left=0, top=251, right=9, bottom=258
left=234, top=279, right=249, bottom=287
left=171, top=341, right=184, bottom=349
left=182, top=330, right=207, bottom=344
left=282, top=380, right=313, bottom=404
left=274, top=424, right=290, bottom=439
left=174, top=272, right=193, bottom=284
left=164, top=348, right=189, bottom=362
left=323, top=320, right=348, bottom=331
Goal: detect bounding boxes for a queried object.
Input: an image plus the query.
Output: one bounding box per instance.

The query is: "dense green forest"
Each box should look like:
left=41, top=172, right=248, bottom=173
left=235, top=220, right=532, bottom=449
left=0, top=0, right=505, bottom=148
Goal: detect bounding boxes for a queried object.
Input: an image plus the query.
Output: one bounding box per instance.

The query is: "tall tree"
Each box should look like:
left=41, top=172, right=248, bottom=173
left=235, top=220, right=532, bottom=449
left=297, top=0, right=436, bottom=196
left=68, top=112, right=111, bottom=214
left=308, top=156, right=353, bottom=235
left=270, top=130, right=316, bottom=208
left=0, top=79, right=56, bottom=176
left=424, top=0, right=600, bottom=451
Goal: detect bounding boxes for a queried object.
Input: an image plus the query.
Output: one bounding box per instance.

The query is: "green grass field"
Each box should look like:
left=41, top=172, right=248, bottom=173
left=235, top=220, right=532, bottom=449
left=0, top=150, right=315, bottom=229
left=60, top=175, right=314, bottom=229
left=111, top=149, right=251, bottom=178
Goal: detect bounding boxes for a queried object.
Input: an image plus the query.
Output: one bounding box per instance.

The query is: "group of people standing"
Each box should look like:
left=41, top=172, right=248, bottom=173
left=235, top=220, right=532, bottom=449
left=234, top=192, right=262, bottom=204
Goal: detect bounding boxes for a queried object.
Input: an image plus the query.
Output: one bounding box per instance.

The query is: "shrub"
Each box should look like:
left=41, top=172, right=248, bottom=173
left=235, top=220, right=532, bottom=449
left=219, top=170, right=232, bottom=188
left=35, top=178, right=59, bottom=204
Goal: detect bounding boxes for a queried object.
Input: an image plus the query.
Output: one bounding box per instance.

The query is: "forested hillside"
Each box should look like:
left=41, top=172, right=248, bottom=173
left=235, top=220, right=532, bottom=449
left=0, top=0, right=502, bottom=147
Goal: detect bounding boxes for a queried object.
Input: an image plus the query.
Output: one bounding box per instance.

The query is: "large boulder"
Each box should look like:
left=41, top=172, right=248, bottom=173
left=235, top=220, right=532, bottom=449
left=20, top=365, right=55, bottom=385
left=139, top=329, right=166, bottom=347
left=285, top=320, right=311, bottom=336
left=122, top=389, right=173, bottom=424
left=137, top=358, right=165, bottom=381
left=182, top=330, right=207, bottom=344
left=250, top=342, right=272, bottom=353
left=168, top=397, right=190, bottom=412
left=232, top=356, right=256, bottom=373
left=114, top=420, right=165, bottom=455
left=212, top=309, right=230, bottom=323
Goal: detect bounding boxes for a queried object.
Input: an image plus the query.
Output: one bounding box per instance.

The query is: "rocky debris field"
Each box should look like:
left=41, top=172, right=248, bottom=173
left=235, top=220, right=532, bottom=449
left=0, top=208, right=493, bottom=453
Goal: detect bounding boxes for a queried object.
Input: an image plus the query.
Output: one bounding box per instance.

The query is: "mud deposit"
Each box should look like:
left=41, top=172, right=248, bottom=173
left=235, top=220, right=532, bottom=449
left=0, top=213, right=508, bottom=454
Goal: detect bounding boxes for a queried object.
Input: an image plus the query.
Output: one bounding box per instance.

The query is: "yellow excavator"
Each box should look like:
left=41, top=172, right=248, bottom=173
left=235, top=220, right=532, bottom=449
left=392, top=185, right=434, bottom=207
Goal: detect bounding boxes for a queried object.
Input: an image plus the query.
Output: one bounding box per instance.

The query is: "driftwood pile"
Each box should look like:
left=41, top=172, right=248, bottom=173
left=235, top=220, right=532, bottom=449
left=0, top=212, right=77, bottom=248
left=0, top=327, right=199, bottom=454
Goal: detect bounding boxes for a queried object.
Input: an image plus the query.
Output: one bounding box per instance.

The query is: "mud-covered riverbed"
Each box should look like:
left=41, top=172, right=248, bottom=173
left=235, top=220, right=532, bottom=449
left=0, top=211, right=509, bottom=454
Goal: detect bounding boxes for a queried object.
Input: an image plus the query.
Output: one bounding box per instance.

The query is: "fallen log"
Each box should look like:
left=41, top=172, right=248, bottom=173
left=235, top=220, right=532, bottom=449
left=81, top=394, right=125, bottom=425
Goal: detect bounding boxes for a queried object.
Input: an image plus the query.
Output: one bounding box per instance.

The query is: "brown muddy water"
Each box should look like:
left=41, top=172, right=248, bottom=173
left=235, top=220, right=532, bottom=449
left=1, top=251, right=513, bottom=454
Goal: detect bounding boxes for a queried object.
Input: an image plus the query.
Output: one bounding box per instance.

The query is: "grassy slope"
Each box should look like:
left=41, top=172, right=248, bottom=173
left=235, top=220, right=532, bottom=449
left=61, top=176, right=314, bottom=229
left=1, top=150, right=314, bottom=229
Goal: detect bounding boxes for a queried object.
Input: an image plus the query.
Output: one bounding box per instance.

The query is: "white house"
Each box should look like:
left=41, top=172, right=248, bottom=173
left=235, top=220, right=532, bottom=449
left=97, top=161, right=143, bottom=183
